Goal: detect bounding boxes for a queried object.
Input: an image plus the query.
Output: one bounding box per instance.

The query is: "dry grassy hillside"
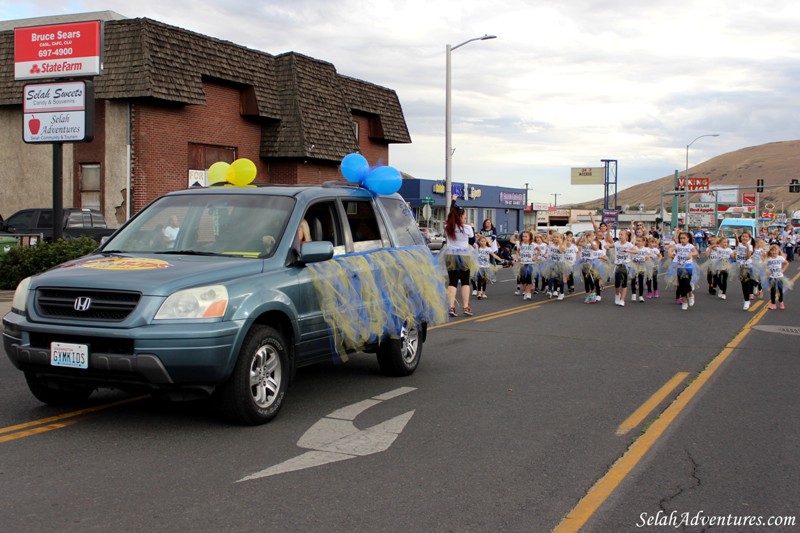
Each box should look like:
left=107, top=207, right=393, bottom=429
left=572, top=140, right=800, bottom=214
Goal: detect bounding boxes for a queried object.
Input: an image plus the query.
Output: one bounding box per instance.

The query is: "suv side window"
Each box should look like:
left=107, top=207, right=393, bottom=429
left=342, top=199, right=383, bottom=252
left=7, top=210, right=36, bottom=230
left=378, top=197, right=425, bottom=247
left=302, top=200, right=345, bottom=254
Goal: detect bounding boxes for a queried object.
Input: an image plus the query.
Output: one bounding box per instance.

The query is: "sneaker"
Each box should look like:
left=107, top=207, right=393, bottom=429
left=768, top=303, right=776, bottom=310
left=557, top=293, right=564, bottom=301
left=720, top=294, right=726, bottom=300
left=482, top=294, right=488, bottom=299
left=449, top=306, right=457, bottom=317
left=647, top=291, right=652, bottom=298
left=639, top=296, right=645, bottom=302
left=584, top=296, right=591, bottom=303
left=463, top=305, right=473, bottom=316
left=589, top=296, right=598, bottom=303
left=615, top=295, right=620, bottom=305
left=779, top=302, right=785, bottom=310
left=619, top=300, right=625, bottom=307
left=547, top=291, right=553, bottom=299
left=676, top=298, right=682, bottom=305
left=514, top=290, right=520, bottom=296
left=632, top=293, right=637, bottom=301
left=524, top=293, right=531, bottom=300
left=681, top=302, right=688, bottom=310
left=654, top=291, right=659, bottom=298
left=472, top=289, right=477, bottom=296
left=688, top=296, right=695, bottom=307
left=743, top=301, right=750, bottom=311
left=533, top=290, right=539, bottom=294
left=595, top=295, right=601, bottom=302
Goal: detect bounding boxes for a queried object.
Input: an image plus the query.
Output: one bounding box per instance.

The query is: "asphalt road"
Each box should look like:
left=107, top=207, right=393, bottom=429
left=1, top=265, right=799, bottom=532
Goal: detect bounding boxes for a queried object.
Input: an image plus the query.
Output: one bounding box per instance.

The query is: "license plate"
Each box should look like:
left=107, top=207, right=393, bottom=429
left=51, top=342, right=89, bottom=369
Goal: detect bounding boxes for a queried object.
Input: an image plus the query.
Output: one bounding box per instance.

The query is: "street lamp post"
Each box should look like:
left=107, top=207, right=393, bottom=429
left=684, top=133, right=720, bottom=229
left=445, top=34, right=496, bottom=213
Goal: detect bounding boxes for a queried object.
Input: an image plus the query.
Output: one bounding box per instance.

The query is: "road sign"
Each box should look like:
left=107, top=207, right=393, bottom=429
left=677, top=177, right=710, bottom=191
left=421, top=196, right=435, bottom=205
left=422, top=204, right=432, bottom=220
left=742, top=192, right=756, bottom=205
left=14, top=21, right=102, bottom=80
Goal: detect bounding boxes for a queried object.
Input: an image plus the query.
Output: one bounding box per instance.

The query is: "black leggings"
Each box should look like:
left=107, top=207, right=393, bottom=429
left=448, top=268, right=470, bottom=288
left=713, top=271, right=728, bottom=295
left=646, top=275, right=658, bottom=292
left=614, top=265, right=628, bottom=288
left=631, top=272, right=645, bottom=297
left=770, top=279, right=784, bottom=303
left=677, top=268, right=693, bottom=298
left=740, top=274, right=755, bottom=301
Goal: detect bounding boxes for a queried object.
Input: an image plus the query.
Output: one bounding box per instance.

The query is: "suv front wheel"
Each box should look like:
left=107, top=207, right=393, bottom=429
left=216, top=325, right=287, bottom=425
left=376, top=322, right=423, bottom=376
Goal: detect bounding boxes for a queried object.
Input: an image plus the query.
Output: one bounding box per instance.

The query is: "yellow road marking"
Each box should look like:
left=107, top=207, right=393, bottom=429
left=749, top=299, right=764, bottom=312
left=615, top=372, right=689, bottom=436
left=0, top=395, right=147, bottom=442
left=552, top=301, right=772, bottom=533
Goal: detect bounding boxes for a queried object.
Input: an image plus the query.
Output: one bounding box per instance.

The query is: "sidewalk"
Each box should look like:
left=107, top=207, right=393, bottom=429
left=0, top=290, right=13, bottom=316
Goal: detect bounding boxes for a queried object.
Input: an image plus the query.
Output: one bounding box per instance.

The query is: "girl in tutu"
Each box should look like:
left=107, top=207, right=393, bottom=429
left=645, top=236, right=662, bottom=298
left=577, top=230, right=597, bottom=302
left=669, top=231, right=699, bottom=311
left=707, top=235, right=735, bottom=300
left=608, top=229, right=634, bottom=306
left=515, top=230, right=537, bottom=300
left=734, top=232, right=755, bottom=310
left=474, top=236, right=504, bottom=300
left=765, top=244, right=791, bottom=309
left=545, top=231, right=568, bottom=300
left=563, top=231, right=579, bottom=294
left=533, top=233, right=548, bottom=294
left=629, top=236, right=649, bottom=302
left=443, top=203, right=477, bottom=317
left=751, top=237, right=769, bottom=299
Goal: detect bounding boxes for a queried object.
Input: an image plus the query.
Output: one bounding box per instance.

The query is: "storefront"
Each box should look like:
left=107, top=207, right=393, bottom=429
left=399, top=178, right=526, bottom=234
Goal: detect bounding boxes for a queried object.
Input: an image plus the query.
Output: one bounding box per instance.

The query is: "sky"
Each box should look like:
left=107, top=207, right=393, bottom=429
left=3, top=0, right=800, bottom=205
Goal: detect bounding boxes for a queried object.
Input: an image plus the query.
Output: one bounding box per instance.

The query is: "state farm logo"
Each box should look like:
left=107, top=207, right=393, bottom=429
left=29, top=64, right=41, bottom=75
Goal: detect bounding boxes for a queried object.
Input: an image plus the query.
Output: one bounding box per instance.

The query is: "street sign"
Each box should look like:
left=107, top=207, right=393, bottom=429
left=14, top=21, right=103, bottom=80
left=570, top=167, right=605, bottom=185
left=421, top=196, right=435, bottom=205
left=421, top=204, right=432, bottom=220
left=742, top=192, right=756, bottom=205
left=23, top=80, right=94, bottom=143
left=677, top=177, right=710, bottom=191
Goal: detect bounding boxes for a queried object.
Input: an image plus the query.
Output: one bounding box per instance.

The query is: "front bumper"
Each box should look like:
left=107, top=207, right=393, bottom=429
left=3, top=310, right=243, bottom=392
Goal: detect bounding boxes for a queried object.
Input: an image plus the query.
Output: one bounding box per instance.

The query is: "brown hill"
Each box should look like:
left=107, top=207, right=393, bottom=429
left=572, top=140, right=800, bottom=214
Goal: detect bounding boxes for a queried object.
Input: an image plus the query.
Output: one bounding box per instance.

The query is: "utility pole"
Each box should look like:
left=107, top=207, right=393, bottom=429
left=551, top=193, right=559, bottom=207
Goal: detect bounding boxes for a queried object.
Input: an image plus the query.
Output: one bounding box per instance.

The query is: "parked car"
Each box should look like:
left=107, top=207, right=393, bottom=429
left=496, top=232, right=518, bottom=250
left=0, top=207, right=115, bottom=243
left=421, top=227, right=445, bottom=250
left=3, top=183, right=446, bottom=425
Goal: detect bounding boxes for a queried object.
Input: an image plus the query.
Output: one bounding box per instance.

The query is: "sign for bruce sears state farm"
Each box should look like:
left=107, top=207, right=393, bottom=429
left=14, top=21, right=102, bottom=80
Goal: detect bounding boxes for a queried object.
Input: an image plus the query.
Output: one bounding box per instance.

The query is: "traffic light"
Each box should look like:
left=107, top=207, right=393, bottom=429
left=791, top=179, right=800, bottom=193
left=756, top=178, right=764, bottom=193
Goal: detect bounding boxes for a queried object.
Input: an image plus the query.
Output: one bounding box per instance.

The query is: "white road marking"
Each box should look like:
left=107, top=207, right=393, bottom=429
left=238, top=387, right=417, bottom=482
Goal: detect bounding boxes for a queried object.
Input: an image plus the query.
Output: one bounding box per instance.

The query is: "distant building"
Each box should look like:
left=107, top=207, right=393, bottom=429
left=399, top=178, right=526, bottom=234
left=0, top=12, right=410, bottom=225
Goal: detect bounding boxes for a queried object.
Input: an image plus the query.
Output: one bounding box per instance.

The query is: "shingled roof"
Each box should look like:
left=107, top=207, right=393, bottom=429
left=0, top=17, right=410, bottom=161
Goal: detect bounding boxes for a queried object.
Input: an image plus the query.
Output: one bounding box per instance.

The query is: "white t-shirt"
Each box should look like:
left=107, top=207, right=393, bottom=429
left=477, top=247, right=493, bottom=268
left=766, top=256, right=786, bottom=278
left=518, top=243, right=536, bottom=264
left=735, top=242, right=753, bottom=265
left=672, top=243, right=695, bottom=266
left=563, top=244, right=578, bottom=264
left=163, top=225, right=179, bottom=242
left=614, top=241, right=634, bottom=265
left=445, top=224, right=474, bottom=250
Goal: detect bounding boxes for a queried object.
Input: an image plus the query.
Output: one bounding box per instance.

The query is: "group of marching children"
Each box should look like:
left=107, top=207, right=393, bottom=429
left=440, top=195, right=791, bottom=318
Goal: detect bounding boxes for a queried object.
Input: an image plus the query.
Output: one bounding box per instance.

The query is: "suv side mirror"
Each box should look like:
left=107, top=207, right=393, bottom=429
left=299, top=241, right=334, bottom=264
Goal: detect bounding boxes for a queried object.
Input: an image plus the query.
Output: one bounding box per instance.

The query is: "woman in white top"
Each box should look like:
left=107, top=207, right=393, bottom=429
left=443, top=204, right=476, bottom=317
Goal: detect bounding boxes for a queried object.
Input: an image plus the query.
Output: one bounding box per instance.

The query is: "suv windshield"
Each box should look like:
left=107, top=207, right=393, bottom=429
left=102, top=193, right=295, bottom=258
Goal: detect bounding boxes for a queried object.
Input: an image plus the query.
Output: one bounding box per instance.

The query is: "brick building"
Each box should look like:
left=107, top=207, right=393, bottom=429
left=0, top=12, right=410, bottom=226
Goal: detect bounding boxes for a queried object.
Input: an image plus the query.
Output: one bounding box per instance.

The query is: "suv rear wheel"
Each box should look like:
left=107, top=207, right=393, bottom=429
left=376, top=322, right=423, bottom=376
left=216, top=325, right=287, bottom=425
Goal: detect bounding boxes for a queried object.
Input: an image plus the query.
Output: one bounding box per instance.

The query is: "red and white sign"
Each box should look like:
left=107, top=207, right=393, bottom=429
left=742, top=192, right=756, bottom=205
left=14, top=21, right=102, bottom=80
left=23, top=81, right=94, bottom=143
left=677, top=177, right=710, bottom=191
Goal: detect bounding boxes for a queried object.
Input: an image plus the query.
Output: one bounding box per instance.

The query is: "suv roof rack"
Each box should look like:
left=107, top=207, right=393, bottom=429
left=321, top=181, right=364, bottom=189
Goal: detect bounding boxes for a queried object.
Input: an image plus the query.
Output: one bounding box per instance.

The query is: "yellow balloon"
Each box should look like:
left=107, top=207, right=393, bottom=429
left=207, top=162, right=230, bottom=185
left=228, top=158, right=257, bottom=186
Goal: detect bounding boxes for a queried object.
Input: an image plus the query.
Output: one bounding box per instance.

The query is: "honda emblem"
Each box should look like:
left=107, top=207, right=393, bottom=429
left=74, top=296, right=92, bottom=312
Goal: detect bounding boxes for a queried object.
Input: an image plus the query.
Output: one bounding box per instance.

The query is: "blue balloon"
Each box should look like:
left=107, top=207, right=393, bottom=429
left=364, top=166, right=402, bottom=195
left=340, top=153, right=369, bottom=183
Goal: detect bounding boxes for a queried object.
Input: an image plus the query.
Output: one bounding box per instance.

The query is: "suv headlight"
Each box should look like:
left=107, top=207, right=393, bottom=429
left=12, top=276, right=32, bottom=313
left=154, top=285, right=229, bottom=320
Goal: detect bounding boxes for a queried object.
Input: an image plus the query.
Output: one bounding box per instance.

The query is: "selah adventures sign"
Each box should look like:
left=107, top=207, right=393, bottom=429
left=14, top=21, right=103, bottom=80
left=23, top=81, right=94, bottom=143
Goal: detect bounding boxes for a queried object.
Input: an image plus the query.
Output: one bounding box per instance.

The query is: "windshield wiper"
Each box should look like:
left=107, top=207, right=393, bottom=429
left=156, top=250, right=229, bottom=256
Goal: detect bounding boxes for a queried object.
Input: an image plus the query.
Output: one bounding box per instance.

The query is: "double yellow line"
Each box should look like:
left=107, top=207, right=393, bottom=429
left=0, top=396, right=146, bottom=443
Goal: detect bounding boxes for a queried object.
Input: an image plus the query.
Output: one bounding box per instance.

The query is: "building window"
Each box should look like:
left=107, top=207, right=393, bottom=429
left=352, top=121, right=359, bottom=143
left=188, top=143, right=237, bottom=170
left=80, top=163, right=101, bottom=211
left=464, top=208, right=478, bottom=227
